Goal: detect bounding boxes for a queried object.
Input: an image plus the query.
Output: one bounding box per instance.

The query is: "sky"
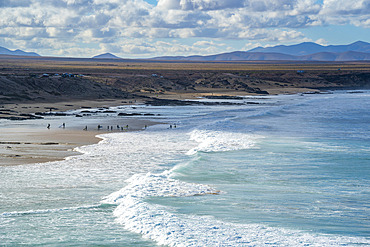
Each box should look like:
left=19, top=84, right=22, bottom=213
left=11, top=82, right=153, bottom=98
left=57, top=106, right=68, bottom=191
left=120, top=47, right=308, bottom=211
left=0, top=0, right=370, bottom=58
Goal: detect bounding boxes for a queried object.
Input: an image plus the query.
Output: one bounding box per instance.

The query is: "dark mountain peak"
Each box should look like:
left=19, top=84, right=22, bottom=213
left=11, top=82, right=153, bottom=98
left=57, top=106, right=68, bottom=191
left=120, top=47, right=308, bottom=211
left=0, top=46, right=40, bottom=56
left=248, top=42, right=327, bottom=56
left=350, top=41, right=369, bottom=45
left=92, top=53, right=120, bottom=59
left=347, top=41, right=370, bottom=52
left=294, top=42, right=321, bottom=46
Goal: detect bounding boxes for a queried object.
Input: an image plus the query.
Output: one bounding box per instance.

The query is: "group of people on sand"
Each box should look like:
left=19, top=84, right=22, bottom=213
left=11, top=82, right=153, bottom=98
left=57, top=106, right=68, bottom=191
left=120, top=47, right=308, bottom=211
left=46, top=123, right=132, bottom=131
left=47, top=123, right=65, bottom=129
left=47, top=123, right=177, bottom=131
left=96, top=124, right=130, bottom=131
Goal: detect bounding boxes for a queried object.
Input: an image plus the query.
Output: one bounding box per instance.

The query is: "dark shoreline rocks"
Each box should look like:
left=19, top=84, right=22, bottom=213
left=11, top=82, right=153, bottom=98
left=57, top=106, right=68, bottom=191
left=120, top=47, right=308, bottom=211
left=0, top=113, right=44, bottom=120
left=203, top=95, right=245, bottom=100
left=118, top=113, right=143, bottom=116
left=144, top=98, right=244, bottom=106
left=118, top=113, right=157, bottom=116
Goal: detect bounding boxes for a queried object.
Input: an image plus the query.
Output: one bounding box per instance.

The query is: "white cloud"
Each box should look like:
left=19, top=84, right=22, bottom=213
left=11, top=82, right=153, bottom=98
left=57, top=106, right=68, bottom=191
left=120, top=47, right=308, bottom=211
left=242, top=42, right=263, bottom=51
left=352, top=18, right=370, bottom=28
left=321, top=0, right=370, bottom=15
left=315, top=38, right=329, bottom=45
left=157, top=0, right=181, bottom=9
left=238, top=29, right=306, bottom=42
left=193, top=40, right=226, bottom=46
left=319, top=0, right=370, bottom=27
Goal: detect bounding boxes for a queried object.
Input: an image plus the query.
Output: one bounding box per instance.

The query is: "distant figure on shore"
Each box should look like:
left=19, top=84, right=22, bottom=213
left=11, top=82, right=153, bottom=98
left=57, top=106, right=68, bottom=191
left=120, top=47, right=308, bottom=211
left=47, top=123, right=50, bottom=129
left=83, top=126, right=87, bottom=131
left=111, top=126, right=113, bottom=131
left=144, top=125, right=147, bottom=129
left=62, top=123, right=65, bottom=129
left=169, top=125, right=172, bottom=129
left=97, top=125, right=102, bottom=130
left=117, top=125, right=120, bottom=129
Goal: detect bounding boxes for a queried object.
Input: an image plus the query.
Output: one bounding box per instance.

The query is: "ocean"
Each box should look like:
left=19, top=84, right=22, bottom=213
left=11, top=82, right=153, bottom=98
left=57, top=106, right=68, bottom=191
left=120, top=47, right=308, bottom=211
left=1, top=90, right=370, bottom=246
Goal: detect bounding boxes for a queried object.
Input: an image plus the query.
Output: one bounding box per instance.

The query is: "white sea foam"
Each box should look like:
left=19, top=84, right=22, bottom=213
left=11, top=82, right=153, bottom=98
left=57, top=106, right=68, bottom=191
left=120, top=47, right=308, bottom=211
left=119, top=212, right=369, bottom=246
left=68, top=128, right=195, bottom=172
left=102, top=171, right=220, bottom=204
left=102, top=172, right=369, bottom=247
left=186, top=129, right=258, bottom=155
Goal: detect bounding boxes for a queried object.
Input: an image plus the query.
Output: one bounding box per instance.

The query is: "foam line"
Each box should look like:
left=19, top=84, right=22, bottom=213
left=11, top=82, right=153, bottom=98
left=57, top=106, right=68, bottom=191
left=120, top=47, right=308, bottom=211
left=1, top=204, right=103, bottom=218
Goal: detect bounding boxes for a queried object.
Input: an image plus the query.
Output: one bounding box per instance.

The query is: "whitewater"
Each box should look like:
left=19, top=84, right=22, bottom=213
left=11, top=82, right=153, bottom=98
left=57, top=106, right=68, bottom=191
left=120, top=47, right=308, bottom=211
left=1, top=91, right=369, bottom=246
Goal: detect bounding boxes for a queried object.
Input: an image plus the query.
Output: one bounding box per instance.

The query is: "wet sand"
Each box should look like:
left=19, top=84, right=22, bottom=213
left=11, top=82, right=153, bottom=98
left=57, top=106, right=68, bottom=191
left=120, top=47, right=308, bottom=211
left=0, top=106, right=158, bottom=166
left=0, top=128, right=102, bottom=166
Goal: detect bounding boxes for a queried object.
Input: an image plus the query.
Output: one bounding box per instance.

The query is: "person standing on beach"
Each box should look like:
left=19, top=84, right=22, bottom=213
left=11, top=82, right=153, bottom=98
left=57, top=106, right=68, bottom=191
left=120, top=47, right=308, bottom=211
left=47, top=123, right=50, bottom=129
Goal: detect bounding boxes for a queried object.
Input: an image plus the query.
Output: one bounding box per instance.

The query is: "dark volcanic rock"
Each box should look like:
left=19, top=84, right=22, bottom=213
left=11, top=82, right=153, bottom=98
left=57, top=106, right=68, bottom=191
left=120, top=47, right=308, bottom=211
left=145, top=98, right=243, bottom=106
left=19, top=113, right=44, bottom=119
left=118, top=113, right=142, bottom=116
left=204, top=95, right=244, bottom=100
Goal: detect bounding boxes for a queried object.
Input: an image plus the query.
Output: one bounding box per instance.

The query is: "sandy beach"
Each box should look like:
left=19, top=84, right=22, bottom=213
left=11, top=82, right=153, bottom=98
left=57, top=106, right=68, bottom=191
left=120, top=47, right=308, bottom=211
left=0, top=127, right=102, bottom=166
left=0, top=100, right=158, bottom=166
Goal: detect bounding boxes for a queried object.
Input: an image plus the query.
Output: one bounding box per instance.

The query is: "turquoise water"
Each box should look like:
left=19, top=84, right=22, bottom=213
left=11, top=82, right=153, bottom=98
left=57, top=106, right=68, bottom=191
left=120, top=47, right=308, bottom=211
left=1, top=91, right=369, bottom=246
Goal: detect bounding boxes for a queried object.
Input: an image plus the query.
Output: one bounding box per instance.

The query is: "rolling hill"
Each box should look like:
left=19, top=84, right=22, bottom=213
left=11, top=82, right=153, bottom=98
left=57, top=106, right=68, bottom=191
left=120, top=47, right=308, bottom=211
left=92, top=53, right=120, bottom=59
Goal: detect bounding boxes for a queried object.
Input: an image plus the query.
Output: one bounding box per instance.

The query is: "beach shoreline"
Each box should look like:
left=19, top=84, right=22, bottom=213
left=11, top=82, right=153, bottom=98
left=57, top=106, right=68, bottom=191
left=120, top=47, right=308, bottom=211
left=0, top=128, right=103, bottom=166
left=0, top=100, right=160, bottom=166
left=0, top=86, right=366, bottom=166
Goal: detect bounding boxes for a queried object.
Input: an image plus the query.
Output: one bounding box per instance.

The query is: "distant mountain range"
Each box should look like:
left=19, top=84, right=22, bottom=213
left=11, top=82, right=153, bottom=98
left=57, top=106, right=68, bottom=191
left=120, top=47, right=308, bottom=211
left=2, top=41, right=370, bottom=61
left=92, top=53, right=120, bottom=59
left=0, top=46, right=40, bottom=56
left=248, top=41, right=370, bottom=56
left=152, top=41, right=370, bottom=62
